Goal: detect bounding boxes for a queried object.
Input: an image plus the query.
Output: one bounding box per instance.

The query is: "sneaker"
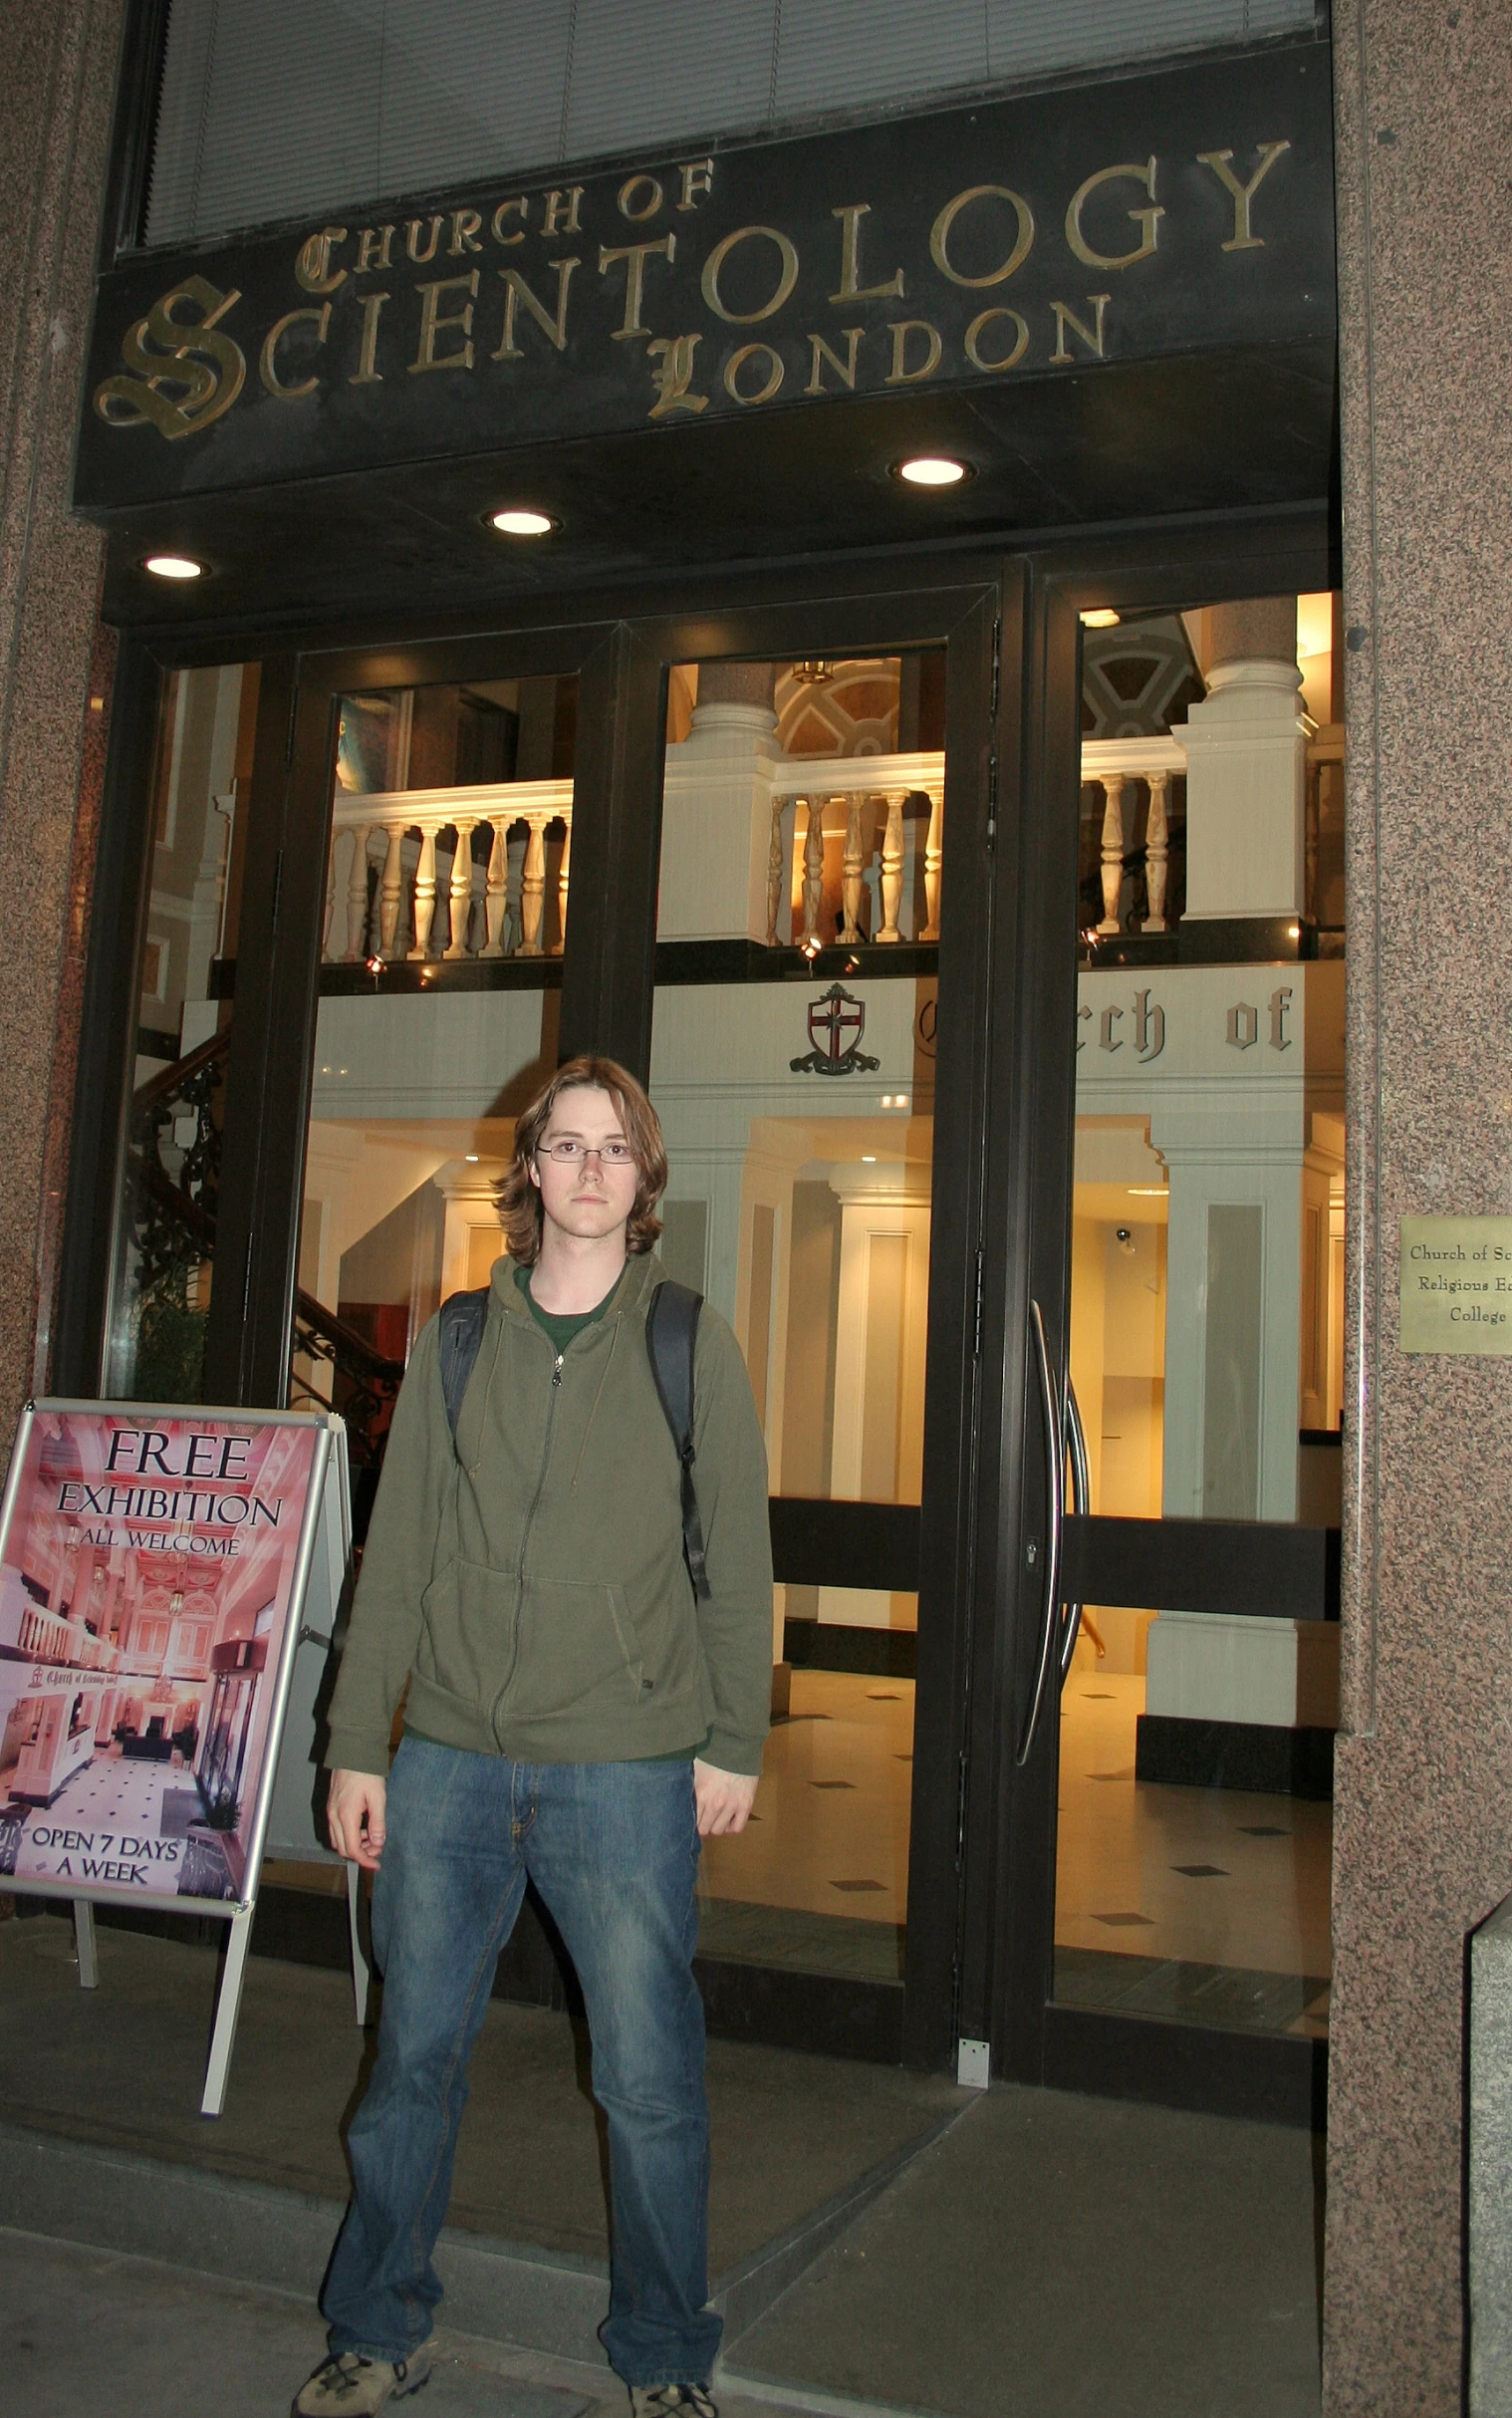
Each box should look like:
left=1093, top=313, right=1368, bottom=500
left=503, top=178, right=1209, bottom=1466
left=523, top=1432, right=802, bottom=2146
left=630, top=2387, right=717, bottom=2418
left=293, top=2344, right=433, bottom=2414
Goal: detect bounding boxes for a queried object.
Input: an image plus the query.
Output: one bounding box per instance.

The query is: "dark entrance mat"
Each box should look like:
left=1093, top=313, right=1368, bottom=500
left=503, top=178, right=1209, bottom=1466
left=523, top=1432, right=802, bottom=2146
left=1053, top=1945, right=1330, bottom=2035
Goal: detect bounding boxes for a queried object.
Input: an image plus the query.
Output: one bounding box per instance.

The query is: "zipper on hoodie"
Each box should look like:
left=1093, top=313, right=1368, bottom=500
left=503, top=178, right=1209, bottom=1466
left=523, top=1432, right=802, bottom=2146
left=486, top=1329, right=564, bottom=1745
left=516, top=1332, right=565, bottom=1582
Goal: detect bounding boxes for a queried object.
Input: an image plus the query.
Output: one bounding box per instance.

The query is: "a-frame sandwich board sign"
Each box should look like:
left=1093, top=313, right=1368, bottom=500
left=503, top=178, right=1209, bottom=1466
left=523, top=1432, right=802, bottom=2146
left=0, top=1400, right=352, bottom=2114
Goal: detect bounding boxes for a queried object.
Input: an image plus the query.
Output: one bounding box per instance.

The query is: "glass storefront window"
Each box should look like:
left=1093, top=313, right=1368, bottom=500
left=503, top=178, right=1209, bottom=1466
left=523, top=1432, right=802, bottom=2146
left=652, top=651, right=946, bottom=1984
left=1053, top=590, right=1343, bottom=2041
left=293, top=672, right=576, bottom=1520
left=105, top=662, right=256, bottom=1404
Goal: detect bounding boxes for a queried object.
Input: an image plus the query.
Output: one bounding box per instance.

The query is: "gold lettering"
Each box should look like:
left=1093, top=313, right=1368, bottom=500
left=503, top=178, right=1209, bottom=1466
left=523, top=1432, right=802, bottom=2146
left=544, top=187, right=584, bottom=237
left=493, top=259, right=580, bottom=358
left=723, top=342, right=785, bottom=404
left=492, top=198, right=528, bottom=245
left=885, top=320, right=942, bottom=385
left=829, top=204, right=903, bottom=303
left=405, top=216, right=444, bottom=264
left=805, top=328, right=864, bottom=394
left=646, top=333, right=708, bottom=415
left=1065, top=157, right=1162, bottom=269
left=356, top=225, right=394, bottom=273
left=350, top=290, right=388, bottom=384
left=701, top=225, right=799, bottom=325
left=1049, top=293, right=1110, bottom=364
left=598, top=236, right=675, bottom=339
left=929, top=185, right=1034, bottom=287
left=94, top=277, right=245, bottom=440
left=449, top=208, right=484, bottom=255
left=1196, top=141, right=1292, bottom=249
left=618, top=174, right=664, bottom=222
left=963, top=307, right=1027, bottom=371
left=295, top=226, right=347, bottom=294
left=677, top=157, right=714, bottom=211
left=410, top=271, right=479, bottom=373
left=259, top=303, right=331, bottom=400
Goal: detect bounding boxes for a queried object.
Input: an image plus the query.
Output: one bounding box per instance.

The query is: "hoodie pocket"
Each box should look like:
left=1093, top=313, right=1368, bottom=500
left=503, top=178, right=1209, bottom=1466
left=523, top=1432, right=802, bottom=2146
left=415, top=1557, right=521, bottom=1710
left=509, top=1576, right=644, bottom=1719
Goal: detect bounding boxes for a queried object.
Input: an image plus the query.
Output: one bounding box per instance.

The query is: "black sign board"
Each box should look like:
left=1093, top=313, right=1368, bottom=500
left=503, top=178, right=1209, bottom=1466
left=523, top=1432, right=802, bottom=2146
left=76, top=41, right=1333, bottom=514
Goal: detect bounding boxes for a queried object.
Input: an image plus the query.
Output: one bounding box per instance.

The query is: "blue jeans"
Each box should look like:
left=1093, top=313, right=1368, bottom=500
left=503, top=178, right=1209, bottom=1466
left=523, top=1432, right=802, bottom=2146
left=322, top=1736, right=720, bottom=2385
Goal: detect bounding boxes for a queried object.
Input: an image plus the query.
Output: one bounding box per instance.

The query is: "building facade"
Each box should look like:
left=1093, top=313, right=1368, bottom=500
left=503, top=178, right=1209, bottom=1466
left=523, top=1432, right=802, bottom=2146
left=0, top=4, right=1505, bottom=2409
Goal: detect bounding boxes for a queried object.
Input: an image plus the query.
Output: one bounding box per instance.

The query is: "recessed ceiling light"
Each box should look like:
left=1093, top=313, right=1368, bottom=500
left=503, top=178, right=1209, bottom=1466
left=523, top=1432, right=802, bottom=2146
left=489, top=506, right=557, bottom=537
left=1081, top=608, right=1121, bottom=628
left=893, top=456, right=971, bottom=488
left=142, top=554, right=205, bottom=581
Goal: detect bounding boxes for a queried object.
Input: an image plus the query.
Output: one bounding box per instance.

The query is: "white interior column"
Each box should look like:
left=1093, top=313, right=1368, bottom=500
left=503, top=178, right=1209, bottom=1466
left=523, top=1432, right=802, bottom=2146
left=658, top=662, right=784, bottom=941
left=1154, top=1096, right=1307, bottom=1525
left=1176, top=597, right=1308, bottom=923
left=1151, top=1098, right=1331, bottom=1730
left=827, top=1163, right=930, bottom=1501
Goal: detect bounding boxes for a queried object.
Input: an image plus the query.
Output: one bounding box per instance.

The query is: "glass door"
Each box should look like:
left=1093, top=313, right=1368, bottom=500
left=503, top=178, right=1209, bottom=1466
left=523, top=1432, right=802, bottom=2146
left=1050, top=584, right=1342, bottom=2049
left=651, top=650, right=942, bottom=1991
left=983, top=534, right=1342, bottom=2108
left=641, top=589, right=997, bottom=2056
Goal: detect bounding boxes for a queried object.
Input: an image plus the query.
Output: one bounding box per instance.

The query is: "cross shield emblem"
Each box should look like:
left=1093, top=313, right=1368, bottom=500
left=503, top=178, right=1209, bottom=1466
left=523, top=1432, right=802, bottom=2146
left=790, top=984, right=881, bottom=1077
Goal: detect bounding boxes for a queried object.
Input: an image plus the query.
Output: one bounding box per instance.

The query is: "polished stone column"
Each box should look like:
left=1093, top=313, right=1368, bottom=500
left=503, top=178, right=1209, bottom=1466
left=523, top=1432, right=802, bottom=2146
left=1326, top=5, right=1512, bottom=2409
left=0, top=2, right=123, bottom=1450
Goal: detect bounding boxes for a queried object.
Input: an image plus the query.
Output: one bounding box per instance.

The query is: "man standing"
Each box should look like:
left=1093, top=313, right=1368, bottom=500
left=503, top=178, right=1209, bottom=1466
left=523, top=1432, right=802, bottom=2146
left=295, top=1055, right=772, bottom=2418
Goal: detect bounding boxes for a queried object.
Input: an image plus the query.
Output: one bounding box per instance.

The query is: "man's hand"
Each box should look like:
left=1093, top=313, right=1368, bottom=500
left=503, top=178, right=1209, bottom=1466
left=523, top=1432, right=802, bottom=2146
left=693, top=1758, right=758, bottom=1837
left=328, top=1768, right=387, bottom=1870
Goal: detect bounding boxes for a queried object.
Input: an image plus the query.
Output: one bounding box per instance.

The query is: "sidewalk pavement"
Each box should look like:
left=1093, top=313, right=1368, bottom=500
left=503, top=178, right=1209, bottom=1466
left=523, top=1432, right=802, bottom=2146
left=2, top=2228, right=817, bottom=2418
left=0, top=1910, right=1323, bottom=2418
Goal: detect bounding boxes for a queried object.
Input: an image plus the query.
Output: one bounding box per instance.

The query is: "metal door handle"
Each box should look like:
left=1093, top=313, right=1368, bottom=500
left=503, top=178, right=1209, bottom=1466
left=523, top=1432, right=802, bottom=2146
left=1059, top=1380, right=1091, bottom=1682
left=1016, top=1300, right=1064, bottom=1766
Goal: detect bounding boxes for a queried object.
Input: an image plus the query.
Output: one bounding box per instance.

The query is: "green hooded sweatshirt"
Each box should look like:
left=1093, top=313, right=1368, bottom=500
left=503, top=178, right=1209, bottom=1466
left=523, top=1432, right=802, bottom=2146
left=325, top=1249, right=773, bottom=1777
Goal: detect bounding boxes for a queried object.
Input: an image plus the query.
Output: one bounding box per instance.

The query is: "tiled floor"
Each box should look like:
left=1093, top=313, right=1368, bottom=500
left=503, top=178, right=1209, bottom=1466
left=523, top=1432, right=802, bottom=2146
left=699, top=1672, right=912, bottom=1926
left=1, top=1751, right=237, bottom=1900
left=1053, top=1667, right=1332, bottom=1974
left=692, top=1660, right=1333, bottom=2029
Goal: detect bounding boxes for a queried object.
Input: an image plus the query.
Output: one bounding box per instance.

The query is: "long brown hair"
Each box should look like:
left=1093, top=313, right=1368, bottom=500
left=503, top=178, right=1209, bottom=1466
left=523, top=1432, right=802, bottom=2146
left=497, top=1055, right=667, bottom=1265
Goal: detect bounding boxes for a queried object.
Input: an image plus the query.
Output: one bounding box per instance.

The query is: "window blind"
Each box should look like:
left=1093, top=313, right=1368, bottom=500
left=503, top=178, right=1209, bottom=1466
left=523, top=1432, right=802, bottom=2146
left=143, top=0, right=1318, bottom=249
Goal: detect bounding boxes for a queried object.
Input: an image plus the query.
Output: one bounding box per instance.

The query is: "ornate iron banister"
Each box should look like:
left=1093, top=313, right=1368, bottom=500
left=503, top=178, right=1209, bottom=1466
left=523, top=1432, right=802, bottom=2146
left=123, top=1030, right=402, bottom=1476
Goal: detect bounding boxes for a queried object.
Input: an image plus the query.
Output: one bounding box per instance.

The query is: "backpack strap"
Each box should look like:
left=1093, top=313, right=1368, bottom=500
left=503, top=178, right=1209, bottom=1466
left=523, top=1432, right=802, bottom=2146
left=437, top=1287, right=490, bottom=1439
left=645, top=1278, right=712, bottom=1602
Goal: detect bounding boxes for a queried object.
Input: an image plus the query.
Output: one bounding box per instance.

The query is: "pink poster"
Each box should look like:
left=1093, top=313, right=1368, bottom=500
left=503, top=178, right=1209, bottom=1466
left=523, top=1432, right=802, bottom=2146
left=0, top=1409, right=322, bottom=1909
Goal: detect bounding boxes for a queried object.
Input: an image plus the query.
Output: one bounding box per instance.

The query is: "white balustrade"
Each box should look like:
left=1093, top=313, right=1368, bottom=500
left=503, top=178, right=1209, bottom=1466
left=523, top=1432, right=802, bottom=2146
left=769, top=752, right=944, bottom=949
left=326, top=728, right=1325, bottom=966
left=324, top=779, right=574, bottom=965
left=1080, top=737, right=1185, bottom=937
left=1081, top=730, right=1334, bottom=936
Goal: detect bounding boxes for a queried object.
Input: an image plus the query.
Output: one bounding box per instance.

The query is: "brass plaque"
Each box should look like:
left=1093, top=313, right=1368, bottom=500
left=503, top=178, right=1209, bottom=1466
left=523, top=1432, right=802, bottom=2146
left=1399, top=1216, right=1512, bottom=1354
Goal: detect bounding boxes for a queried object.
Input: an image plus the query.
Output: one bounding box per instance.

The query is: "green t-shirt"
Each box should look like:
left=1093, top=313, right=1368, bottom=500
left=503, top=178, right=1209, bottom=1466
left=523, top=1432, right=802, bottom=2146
left=513, top=1258, right=623, bottom=1352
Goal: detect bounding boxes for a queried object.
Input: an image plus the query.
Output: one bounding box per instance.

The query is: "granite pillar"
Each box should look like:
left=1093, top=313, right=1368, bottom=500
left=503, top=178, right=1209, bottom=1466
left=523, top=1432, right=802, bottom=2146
left=1325, top=4, right=1512, bottom=2408
left=0, top=1, right=122, bottom=1454
left=1470, top=1896, right=1512, bottom=2414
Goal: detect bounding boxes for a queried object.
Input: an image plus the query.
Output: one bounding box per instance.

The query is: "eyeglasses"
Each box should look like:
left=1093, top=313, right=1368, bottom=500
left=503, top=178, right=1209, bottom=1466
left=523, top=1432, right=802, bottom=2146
left=536, top=1139, right=636, bottom=1167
